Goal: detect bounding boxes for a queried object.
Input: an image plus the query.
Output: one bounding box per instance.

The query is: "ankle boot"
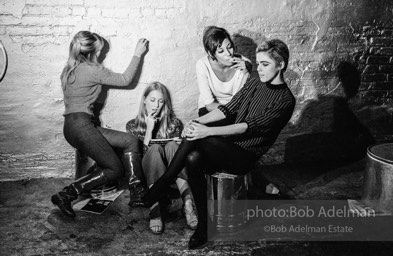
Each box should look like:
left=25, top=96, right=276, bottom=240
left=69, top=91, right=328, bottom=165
left=188, top=193, right=210, bottom=249
left=51, top=169, right=108, bottom=218
left=122, top=152, right=147, bottom=207
left=186, top=160, right=210, bottom=249
left=188, top=221, right=208, bottom=249
left=51, top=184, right=78, bottom=218
left=188, top=191, right=210, bottom=249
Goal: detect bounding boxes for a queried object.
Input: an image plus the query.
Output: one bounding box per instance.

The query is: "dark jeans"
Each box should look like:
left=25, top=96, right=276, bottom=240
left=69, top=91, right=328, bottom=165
left=64, top=112, right=140, bottom=181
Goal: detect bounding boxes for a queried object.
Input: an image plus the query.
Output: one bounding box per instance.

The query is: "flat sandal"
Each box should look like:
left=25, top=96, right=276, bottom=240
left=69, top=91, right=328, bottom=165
left=183, top=201, right=198, bottom=230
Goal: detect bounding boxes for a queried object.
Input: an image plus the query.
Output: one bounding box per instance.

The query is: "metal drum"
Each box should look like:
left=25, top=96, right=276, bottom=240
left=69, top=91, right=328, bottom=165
left=362, top=143, right=393, bottom=214
left=207, top=172, right=249, bottom=233
left=75, top=149, right=117, bottom=198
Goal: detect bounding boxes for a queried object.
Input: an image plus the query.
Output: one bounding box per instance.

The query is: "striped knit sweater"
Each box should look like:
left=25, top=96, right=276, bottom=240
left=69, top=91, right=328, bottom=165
left=218, top=77, right=295, bottom=157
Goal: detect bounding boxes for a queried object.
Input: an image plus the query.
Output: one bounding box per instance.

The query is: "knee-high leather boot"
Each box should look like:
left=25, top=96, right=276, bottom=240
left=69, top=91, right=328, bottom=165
left=122, top=152, right=146, bottom=207
left=51, top=169, right=109, bottom=218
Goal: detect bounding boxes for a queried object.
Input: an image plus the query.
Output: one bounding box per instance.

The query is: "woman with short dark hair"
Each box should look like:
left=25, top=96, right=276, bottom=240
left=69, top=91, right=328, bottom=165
left=196, top=26, right=251, bottom=120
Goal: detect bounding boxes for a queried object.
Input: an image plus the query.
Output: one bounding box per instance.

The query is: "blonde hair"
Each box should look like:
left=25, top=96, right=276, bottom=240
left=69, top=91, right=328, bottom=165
left=134, top=82, right=177, bottom=138
left=61, top=31, right=104, bottom=89
left=256, top=39, right=289, bottom=73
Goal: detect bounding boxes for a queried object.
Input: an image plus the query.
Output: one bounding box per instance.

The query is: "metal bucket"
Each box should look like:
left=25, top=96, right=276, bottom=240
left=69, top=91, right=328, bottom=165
left=75, top=149, right=118, bottom=198
left=207, top=172, right=249, bottom=233
left=362, top=143, right=393, bottom=214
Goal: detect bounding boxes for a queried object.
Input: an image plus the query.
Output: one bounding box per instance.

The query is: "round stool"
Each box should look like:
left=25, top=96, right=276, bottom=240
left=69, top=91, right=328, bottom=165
left=362, top=143, right=393, bottom=214
left=206, top=172, right=249, bottom=233
left=75, top=149, right=118, bottom=198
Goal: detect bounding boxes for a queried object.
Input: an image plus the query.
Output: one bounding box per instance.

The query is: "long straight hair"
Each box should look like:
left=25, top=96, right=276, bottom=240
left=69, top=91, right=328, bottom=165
left=134, top=82, right=177, bottom=138
left=61, top=31, right=104, bottom=89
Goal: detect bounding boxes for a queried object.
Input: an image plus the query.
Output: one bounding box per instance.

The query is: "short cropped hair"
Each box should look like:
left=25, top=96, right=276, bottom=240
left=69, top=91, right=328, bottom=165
left=256, top=39, right=289, bottom=72
left=203, top=26, right=234, bottom=61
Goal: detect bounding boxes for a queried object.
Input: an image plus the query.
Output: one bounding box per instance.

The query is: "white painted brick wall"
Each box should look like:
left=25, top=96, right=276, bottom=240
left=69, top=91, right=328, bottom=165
left=0, top=0, right=391, bottom=180
left=26, top=0, right=84, bottom=5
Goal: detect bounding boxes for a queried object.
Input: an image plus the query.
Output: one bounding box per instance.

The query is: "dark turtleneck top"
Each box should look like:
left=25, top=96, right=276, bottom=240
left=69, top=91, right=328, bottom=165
left=218, top=77, right=296, bottom=157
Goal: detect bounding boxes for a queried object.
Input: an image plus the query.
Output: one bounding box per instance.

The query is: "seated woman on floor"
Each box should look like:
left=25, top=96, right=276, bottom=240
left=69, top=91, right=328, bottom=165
left=126, top=82, right=198, bottom=234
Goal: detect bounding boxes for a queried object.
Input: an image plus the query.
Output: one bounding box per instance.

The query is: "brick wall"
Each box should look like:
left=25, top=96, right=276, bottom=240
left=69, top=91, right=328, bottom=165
left=0, top=0, right=392, bottom=180
left=359, top=25, right=393, bottom=104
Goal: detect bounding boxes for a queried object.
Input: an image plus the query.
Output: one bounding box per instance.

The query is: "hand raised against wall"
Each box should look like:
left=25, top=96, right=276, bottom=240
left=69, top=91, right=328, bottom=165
left=134, top=38, right=149, bottom=57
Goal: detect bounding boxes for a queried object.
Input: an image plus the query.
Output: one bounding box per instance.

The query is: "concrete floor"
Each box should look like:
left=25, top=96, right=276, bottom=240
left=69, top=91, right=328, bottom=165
left=1, top=158, right=393, bottom=256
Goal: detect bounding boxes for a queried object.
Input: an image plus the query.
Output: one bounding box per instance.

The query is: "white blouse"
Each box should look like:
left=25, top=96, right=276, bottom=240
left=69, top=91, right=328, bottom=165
left=196, top=55, right=249, bottom=109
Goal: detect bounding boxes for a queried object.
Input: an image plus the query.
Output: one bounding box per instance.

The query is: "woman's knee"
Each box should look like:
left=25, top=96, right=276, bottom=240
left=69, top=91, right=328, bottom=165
left=164, top=141, right=178, bottom=151
left=145, top=144, right=164, bottom=156
left=186, top=150, right=202, bottom=168
left=166, top=140, right=178, bottom=148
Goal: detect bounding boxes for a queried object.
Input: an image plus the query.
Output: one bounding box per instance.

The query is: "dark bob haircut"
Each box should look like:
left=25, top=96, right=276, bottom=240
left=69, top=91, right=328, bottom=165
left=202, top=26, right=234, bottom=61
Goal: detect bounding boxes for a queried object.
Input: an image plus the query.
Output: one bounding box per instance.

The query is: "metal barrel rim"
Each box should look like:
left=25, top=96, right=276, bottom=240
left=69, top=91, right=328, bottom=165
left=367, top=143, right=393, bottom=165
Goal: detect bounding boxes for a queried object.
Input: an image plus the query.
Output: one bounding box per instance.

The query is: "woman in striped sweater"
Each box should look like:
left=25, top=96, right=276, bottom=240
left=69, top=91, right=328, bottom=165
left=143, top=39, right=296, bottom=249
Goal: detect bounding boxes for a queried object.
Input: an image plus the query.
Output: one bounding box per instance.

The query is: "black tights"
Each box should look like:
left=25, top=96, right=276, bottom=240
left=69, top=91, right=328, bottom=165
left=146, top=137, right=258, bottom=227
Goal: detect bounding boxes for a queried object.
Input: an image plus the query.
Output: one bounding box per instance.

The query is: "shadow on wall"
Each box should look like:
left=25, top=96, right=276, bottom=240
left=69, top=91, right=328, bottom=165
left=93, top=37, right=147, bottom=126
left=92, top=37, right=111, bottom=127
left=284, top=61, right=375, bottom=166
left=232, top=32, right=260, bottom=79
